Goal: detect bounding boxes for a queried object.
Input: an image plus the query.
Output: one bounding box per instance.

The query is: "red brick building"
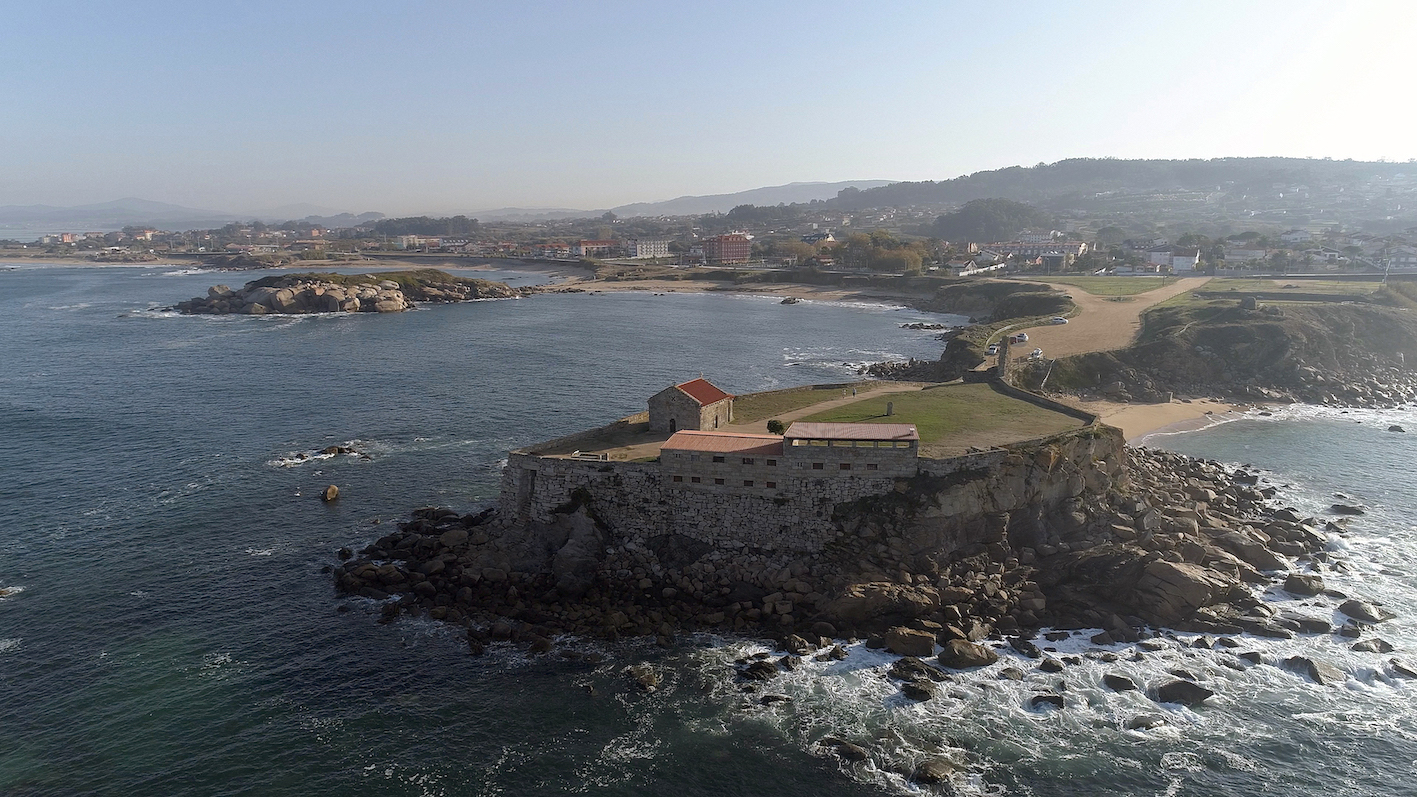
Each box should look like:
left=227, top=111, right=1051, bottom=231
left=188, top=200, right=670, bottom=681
left=702, top=233, right=751, bottom=264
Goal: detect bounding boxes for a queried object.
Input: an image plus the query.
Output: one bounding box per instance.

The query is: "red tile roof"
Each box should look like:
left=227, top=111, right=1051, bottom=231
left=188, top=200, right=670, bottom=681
left=675, top=378, right=733, bottom=406
left=784, top=422, right=919, bottom=441
left=661, top=431, right=783, bottom=455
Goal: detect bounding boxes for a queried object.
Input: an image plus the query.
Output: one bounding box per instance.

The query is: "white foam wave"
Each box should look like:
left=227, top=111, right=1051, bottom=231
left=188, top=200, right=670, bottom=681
left=0, top=585, right=24, bottom=600
left=0, top=638, right=20, bottom=655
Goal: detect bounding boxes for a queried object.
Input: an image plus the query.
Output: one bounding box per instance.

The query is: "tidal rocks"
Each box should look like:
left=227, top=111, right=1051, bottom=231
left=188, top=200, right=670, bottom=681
left=1339, top=599, right=1392, bottom=624
left=818, top=737, right=869, bottom=762
left=900, top=680, right=937, bottom=701
left=1284, top=656, right=1346, bottom=686
left=884, top=626, right=937, bottom=657
left=1350, top=638, right=1394, bottom=654
left=624, top=663, right=660, bottom=692
left=911, top=757, right=957, bottom=785
left=1283, top=573, right=1325, bottom=597
left=937, top=639, right=998, bottom=669
left=1030, top=694, right=1065, bottom=710
left=320, top=485, right=339, bottom=502
left=1155, top=680, right=1213, bottom=706
left=1103, top=674, right=1139, bottom=692
left=1329, top=504, right=1366, bottom=516
left=176, top=269, right=519, bottom=316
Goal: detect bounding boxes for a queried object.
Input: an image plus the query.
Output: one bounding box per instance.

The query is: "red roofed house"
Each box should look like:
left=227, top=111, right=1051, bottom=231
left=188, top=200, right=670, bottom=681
left=648, top=377, right=734, bottom=434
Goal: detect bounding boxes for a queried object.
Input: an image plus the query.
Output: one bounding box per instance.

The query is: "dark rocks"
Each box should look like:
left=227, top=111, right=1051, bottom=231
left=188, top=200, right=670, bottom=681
left=1388, top=425, right=1405, bottom=433
left=884, top=626, right=936, bottom=658
left=320, top=484, right=339, bottom=502
left=901, top=680, right=937, bottom=701
left=1155, top=680, right=1214, bottom=706
left=1038, top=658, right=1065, bottom=673
left=1351, top=638, right=1394, bottom=654
left=937, top=639, right=998, bottom=669
left=624, top=663, right=660, bottom=692
left=1283, top=573, right=1325, bottom=597
left=1329, top=504, right=1366, bottom=516
left=1030, top=694, right=1065, bottom=710
left=739, top=660, right=779, bottom=681
left=1284, top=656, right=1345, bottom=686
left=889, top=656, right=948, bottom=683
left=1390, top=659, right=1417, bottom=679
left=818, top=736, right=869, bottom=762
left=1339, top=599, right=1392, bottom=623
left=1126, top=713, right=1168, bottom=730
left=1103, top=674, right=1139, bottom=692
left=911, top=757, right=956, bottom=786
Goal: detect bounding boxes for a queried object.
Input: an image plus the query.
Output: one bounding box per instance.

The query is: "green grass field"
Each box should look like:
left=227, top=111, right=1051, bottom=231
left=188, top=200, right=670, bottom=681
left=798, top=382, right=1084, bottom=456
left=1037, top=276, right=1168, bottom=295
left=732, top=384, right=865, bottom=423
left=1205, top=278, right=1381, bottom=296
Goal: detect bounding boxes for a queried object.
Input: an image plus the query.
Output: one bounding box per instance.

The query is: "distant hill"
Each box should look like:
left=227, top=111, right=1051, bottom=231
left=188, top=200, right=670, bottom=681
left=611, top=180, right=895, bottom=217
left=829, top=157, right=1415, bottom=211
left=0, top=197, right=241, bottom=229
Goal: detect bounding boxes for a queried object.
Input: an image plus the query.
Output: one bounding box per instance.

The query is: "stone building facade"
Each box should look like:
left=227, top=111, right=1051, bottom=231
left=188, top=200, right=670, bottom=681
left=648, top=378, right=733, bottom=434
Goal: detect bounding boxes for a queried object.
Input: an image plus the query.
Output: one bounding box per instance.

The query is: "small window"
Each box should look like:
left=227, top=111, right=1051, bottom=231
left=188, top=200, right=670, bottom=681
left=672, top=475, right=683, bottom=482
left=691, top=476, right=701, bottom=484
left=712, top=455, right=725, bottom=463
left=812, top=462, right=824, bottom=470
left=714, top=478, right=724, bottom=485
left=866, top=463, right=878, bottom=471
left=766, top=459, right=776, bottom=466
left=742, top=457, right=754, bottom=465
left=765, top=481, right=776, bottom=488
left=743, top=480, right=754, bottom=487
left=839, top=463, right=851, bottom=471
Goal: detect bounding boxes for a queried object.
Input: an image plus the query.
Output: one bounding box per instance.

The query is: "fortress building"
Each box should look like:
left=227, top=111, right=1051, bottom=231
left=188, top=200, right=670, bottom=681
left=648, top=378, right=734, bottom=433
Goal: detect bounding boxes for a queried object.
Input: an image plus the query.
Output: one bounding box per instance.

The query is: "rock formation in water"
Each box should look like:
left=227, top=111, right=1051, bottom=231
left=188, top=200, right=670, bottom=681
left=175, top=269, right=521, bottom=315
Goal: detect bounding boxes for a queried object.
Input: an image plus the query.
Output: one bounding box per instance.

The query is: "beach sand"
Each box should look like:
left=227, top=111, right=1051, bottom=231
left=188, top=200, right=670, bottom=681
left=1058, top=397, right=1255, bottom=443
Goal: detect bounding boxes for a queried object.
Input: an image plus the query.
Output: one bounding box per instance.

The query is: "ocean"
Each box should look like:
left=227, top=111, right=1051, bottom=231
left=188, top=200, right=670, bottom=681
left=2, top=263, right=1415, bottom=796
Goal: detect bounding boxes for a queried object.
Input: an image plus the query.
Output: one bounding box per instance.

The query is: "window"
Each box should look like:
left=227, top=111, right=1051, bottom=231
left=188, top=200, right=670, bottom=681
left=691, top=476, right=701, bottom=484
left=866, top=463, right=878, bottom=471
left=672, top=475, right=683, bottom=482
left=765, top=481, right=776, bottom=489
left=712, top=455, right=725, bottom=463
left=714, top=478, right=724, bottom=485
left=812, top=462, right=824, bottom=470
left=743, top=480, right=754, bottom=487
left=766, top=459, right=776, bottom=466
left=840, top=463, right=851, bottom=471
left=742, top=457, right=754, bottom=465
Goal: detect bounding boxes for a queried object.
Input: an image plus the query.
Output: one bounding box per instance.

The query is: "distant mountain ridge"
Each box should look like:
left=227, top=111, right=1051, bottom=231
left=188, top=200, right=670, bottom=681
left=828, top=157, right=1416, bottom=210
left=610, top=180, right=894, bottom=217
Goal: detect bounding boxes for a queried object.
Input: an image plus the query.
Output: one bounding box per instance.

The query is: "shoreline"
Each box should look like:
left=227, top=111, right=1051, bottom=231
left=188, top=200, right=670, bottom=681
left=1054, top=396, right=1256, bottom=443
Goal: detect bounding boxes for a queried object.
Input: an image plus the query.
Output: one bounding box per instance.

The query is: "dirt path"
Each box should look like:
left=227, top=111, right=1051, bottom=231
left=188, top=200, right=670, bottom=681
left=1016, top=277, right=1209, bottom=360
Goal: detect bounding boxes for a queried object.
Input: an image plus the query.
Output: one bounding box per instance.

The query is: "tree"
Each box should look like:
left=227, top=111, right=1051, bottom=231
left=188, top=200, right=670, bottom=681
left=766, top=419, right=785, bottom=434
left=931, top=198, right=1050, bottom=242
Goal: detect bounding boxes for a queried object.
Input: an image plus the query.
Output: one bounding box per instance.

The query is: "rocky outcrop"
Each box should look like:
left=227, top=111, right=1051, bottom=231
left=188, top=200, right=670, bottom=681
left=175, top=269, right=520, bottom=315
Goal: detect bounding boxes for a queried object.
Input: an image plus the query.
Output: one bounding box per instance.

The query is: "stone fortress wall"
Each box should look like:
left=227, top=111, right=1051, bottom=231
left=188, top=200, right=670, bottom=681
left=498, top=383, right=1111, bottom=555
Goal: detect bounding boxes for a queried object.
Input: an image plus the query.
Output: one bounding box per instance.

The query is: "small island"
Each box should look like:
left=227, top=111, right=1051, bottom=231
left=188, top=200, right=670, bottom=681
left=174, top=268, right=523, bottom=315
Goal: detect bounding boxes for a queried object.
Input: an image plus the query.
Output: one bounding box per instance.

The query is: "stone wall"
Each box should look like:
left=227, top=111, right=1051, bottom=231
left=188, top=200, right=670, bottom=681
left=498, top=423, right=1126, bottom=557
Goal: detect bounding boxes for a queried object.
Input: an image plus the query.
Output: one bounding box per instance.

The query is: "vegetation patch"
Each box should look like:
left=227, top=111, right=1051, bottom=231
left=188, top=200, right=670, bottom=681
left=732, top=384, right=864, bottom=423
left=1037, top=276, right=1167, bottom=296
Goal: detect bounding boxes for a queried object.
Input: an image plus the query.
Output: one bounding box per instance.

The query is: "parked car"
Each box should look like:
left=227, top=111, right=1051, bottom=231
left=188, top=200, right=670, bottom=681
left=985, top=344, right=999, bottom=356
left=1012, top=332, right=1029, bottom=343
left=1029, top=348, right=1043, bottom=359
left=1051, top=316, right=1069, bottom=325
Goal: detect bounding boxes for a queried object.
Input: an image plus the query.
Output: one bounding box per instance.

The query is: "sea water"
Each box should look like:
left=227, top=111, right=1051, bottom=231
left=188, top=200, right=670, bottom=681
left=2, top=264, right=1415, bottom=796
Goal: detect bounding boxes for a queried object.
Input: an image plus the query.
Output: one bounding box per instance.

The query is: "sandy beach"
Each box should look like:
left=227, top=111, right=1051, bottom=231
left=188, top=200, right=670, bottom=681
left=1057, top=396, right=1256, bottom=443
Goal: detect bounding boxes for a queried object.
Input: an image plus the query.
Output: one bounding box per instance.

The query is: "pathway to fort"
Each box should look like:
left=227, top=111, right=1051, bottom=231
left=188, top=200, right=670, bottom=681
left=1013, top=277, right=1210, bottom=360
left=729, top=381, right=928, bottom=434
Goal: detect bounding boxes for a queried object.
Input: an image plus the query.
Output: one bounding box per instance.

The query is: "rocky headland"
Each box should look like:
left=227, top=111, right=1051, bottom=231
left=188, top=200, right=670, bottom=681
left=332, top=430, right=1403, bottom=690
left=175, top=268, right=521, bottom=315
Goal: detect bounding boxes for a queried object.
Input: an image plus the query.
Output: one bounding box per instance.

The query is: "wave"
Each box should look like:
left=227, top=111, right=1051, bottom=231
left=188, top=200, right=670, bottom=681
left=0, top=638, right=20, bottom=655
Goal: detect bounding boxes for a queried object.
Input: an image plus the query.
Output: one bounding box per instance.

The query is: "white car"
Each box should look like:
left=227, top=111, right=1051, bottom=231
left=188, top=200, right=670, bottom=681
left=1051, top=316, right=1069, bottom=325
left=1030, top=348, right=1044, bottom=359
left=1012, top=332, right=1029, bottom=343
left=985, top=344, right=999, bottom=356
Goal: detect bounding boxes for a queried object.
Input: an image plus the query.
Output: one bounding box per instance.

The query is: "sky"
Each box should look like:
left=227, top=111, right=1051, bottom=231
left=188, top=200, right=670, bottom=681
left=3, top=0, right=1415, bottom=215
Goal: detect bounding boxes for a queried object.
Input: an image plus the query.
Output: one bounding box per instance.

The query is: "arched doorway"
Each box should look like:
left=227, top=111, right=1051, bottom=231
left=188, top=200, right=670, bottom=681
left=669, top=419, right=677, bottom=433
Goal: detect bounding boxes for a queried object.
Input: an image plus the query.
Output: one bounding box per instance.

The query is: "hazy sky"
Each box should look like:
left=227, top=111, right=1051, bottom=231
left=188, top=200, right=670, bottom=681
left=4, top=0, right=1415, bottom=214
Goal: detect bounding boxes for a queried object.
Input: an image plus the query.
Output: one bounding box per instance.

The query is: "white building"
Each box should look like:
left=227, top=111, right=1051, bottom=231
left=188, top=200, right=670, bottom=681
left=1280, top=229, right=1312, bottom=244
left=622, top=239, right=670, bottom=259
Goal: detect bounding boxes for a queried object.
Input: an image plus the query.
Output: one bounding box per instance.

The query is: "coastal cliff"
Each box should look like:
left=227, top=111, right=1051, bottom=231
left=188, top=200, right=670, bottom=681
left=175, top=268, right=521, bottom=315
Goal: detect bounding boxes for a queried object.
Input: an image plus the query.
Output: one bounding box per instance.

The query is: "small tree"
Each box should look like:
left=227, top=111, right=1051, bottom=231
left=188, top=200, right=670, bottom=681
left=766, top=419, right=785, bottom=435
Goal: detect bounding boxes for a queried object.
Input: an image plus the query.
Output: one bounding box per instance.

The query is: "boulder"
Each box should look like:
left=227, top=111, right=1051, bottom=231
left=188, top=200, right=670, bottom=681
left=1285, top=656, right=1345, bottom=686
left=1283, top=573, right=1324, bottom=597
left=884, top=626, right=936, bottom=657
left=888, top=656, right=948, bottom=683
left=1389, top=425, right=1405, bottom=433
left=320, top=484, right=339, bottom=502
left=900, top=680, right=937, bottom=701
left=823, top=582, right=938, bottom=633
left=1133, top=559, right=1235, bottom=623
left=1211, top=531, right=1288, bottom=571
left=1126, top=713, right=1168, bottom=730
left=1155, top=680, right=1213, bottom=706
left=1339, top=599, right=1392, bottom=623
left=1329, top=504, right=1366, bottom=516
left=911, top=758, right=956, bottom=785
left=1030, top=694, right=1065, bottom=710
left=936, top=639, right=998, bottom=669
left=818, top=737, right=869, bottom=762
left=1103, top=674, right=1139, bottom=692
left=1350, top=638, right=1394, bottom=654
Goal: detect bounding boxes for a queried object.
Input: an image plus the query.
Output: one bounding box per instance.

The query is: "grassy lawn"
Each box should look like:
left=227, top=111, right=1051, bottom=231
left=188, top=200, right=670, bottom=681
left=1037, top=276, right=1168, bottom=295
left=798, top=382, right=1085, bottom=457
left=733, top=384, right=866, bottom=423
